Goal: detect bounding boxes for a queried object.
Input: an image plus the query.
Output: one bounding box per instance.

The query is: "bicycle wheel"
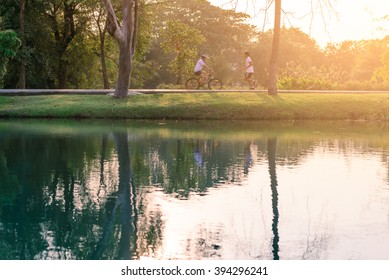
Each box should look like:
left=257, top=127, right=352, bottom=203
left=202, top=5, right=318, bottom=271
left=208, top=78, right=223, bottom=90
left=185, top=78, right=200, bottom=90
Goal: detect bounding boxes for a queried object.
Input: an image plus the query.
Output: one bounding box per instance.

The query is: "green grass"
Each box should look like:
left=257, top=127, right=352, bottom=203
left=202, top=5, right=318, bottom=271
left=0, top=92, right=389, bottom=120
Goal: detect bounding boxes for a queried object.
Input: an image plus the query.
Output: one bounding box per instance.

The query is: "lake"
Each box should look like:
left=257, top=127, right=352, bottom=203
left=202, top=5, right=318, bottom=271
left=0, top=119, right=388, bottom=260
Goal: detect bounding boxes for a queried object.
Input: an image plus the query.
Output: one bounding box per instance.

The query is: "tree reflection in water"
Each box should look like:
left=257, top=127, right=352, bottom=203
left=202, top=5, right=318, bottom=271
left=267, top=137, right=279, bottom=260
left=1, top=120, right=389, bottom=260
left=91, top=132, right=138, bottom=259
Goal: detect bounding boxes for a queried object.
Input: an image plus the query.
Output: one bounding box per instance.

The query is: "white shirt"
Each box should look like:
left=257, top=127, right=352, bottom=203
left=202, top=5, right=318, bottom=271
left=194, top=59, right=206, bottom=72
left=245, top=56, right=254, bottom=73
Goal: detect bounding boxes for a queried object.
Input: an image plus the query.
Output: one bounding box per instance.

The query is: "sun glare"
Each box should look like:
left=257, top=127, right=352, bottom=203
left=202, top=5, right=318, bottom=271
left=210, top=0, right=388, bottom=47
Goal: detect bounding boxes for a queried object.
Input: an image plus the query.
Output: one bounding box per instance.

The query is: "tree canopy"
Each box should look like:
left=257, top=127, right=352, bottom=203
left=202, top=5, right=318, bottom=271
left=0, top=0, right=388, bottom=90
left=0, top=29, right=20, bottom=86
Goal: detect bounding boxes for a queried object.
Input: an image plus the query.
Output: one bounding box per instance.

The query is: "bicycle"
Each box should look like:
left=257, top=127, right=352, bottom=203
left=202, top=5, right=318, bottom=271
left=185, top=71, right=223, bottom=90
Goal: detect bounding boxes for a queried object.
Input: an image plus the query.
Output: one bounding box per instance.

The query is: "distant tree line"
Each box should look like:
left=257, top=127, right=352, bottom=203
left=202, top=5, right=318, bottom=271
left=0, top=0, right=388, bottom=90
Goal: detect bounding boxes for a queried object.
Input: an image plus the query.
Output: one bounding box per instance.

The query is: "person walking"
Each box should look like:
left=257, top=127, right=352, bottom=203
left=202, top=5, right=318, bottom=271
left=244, top=51, right=255, bottom=89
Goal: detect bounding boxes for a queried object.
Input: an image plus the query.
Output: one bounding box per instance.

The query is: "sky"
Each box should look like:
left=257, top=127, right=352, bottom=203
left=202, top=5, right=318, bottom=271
left=209, top=0, right=389, bottom=47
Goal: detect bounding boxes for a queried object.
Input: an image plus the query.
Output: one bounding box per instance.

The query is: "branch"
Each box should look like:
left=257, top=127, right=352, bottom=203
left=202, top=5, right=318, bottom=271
left=131, top=0, right=139, bottom=57
left=102, top=0, right=124, bottom=42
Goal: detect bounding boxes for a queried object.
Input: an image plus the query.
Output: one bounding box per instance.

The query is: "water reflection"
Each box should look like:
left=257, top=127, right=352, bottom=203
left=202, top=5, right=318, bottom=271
left=0, top=120, right=389, bottom=260
left=267, top=137, right=279, bottom=260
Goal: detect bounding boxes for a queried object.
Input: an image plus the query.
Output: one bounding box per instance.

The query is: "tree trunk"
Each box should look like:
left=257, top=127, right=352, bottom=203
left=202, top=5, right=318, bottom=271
left=97, top=5, right=110, bottom=89
left=18, top=0, right=26, bottom=89
left=176, top=59, right=182, bottom=85
left=115, top=132, right=132, bottom=259
left=58, top=57, right=68, bottom=89
left=104, top=0, right=138, bottom=98
left=268, top=0, right=281, bottom=95
left=115, top=42, right=132, bottom=97
left=100, top=28, right=110, bottom=89
left=45, top=2, right=77, bottom=89
left=115, top=0, right=134, bottom=98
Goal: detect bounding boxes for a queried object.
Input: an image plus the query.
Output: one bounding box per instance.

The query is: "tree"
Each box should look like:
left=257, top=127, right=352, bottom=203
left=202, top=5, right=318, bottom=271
left=93, top=3, right=110, bottom=89
left=103, top=0, right=140, bottom=97
left=147, top=0, right=256, bottom=87
left=373, top=36, right=389, bottom=85
left=18, top=0, right=26, bottom=89
left=160, top=20, right=205, bottom=85
left=227, top=0, right=336, bottom=94
left=0, top=30, right=20, bottom=87
left=268, top=0, right=281, bottom=95
left=1, top=0, right=59, bottom=89
left=91, top=132, right=138, bottom=259
left=252, top=27, right=324, bottom=88
left=39, top=0, right=91, bottom=89
left=323, top=38, right=388, bottom=89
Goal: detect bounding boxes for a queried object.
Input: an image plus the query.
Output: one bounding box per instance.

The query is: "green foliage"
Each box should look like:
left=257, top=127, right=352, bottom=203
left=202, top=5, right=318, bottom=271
left=279, top=28, right=323, bottom=67
left=0, top=0, right=388, bottom=90
left=130, top=2, right=158, bottom=88
left=373, top=37, right=389, bottom=86
left=277, top=62, right=344, bottom=90
left=160, top=20, right=205, bottom=84
left=0, top=30, right=19, bottom=58
left=0, top=30, right=20, bottom=86
left=252, top=28, right=325, bottom=87
left=148, top=0, right=257, bottom=87
left=323, top=39, right=388, bottom=83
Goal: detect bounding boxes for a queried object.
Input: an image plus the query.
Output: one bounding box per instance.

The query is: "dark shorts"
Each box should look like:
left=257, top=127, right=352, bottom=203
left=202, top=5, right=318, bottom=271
left=245, top=73, right=253, bottom=79
left=194, top=71, right=202, bottom=76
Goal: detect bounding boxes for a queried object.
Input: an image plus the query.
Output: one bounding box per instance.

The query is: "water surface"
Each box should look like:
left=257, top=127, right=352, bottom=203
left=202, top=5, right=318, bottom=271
left=0, top=119, right=388, bottom=260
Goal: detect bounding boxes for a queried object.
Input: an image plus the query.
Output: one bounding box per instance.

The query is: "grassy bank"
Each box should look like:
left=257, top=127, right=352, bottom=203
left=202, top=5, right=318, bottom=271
left=0, top=92, right=388, bottom=120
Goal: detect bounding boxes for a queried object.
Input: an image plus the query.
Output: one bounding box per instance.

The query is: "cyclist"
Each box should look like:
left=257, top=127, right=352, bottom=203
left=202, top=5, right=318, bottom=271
left=194, top=54, right=213, bottom=86
left=244, top=51, right=255, bottom=89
